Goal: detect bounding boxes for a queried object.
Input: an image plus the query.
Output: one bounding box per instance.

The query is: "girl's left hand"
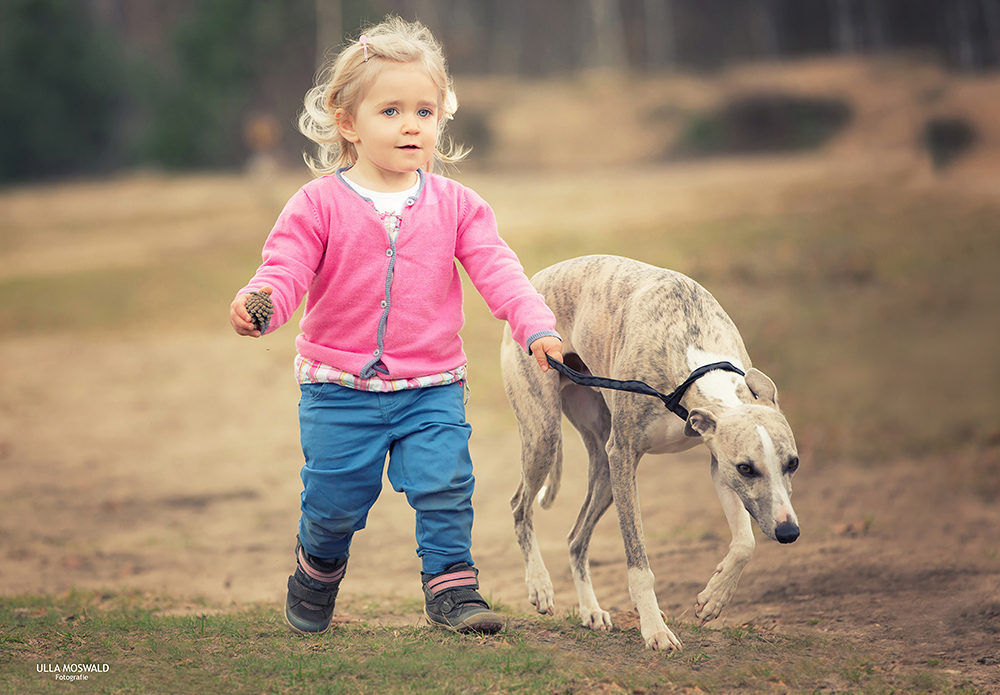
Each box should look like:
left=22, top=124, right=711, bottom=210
left=529, top=336, right=563, bottom=372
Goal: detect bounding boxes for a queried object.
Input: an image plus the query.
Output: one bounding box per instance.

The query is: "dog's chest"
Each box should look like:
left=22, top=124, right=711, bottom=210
left=643, top=415, right=701, bottom=455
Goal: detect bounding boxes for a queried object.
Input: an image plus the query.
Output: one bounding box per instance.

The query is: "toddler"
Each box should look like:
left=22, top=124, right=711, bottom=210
left=230, top=16, right=562, bottom=634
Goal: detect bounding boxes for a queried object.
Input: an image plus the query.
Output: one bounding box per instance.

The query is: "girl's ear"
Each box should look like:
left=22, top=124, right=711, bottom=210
left=335, top=108, right=360, bottom=143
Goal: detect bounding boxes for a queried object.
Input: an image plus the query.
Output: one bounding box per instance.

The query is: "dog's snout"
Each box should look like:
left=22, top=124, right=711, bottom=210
left=775, top=520, right=800, bottom=544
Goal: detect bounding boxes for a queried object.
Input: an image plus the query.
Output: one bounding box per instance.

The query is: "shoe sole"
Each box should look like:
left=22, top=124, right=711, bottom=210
left=424, top=608, right=504, bottom=634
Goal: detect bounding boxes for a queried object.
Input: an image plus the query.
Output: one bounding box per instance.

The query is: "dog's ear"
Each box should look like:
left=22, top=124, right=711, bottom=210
left=746, top=368, right=779, bottom=409
left=685, top=408, right=718, bottom=438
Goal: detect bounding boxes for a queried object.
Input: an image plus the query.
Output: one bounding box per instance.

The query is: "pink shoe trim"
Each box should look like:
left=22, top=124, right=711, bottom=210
left=298, top=548, right=345, bottom=583
left=427, top=570, right=477, bottom=594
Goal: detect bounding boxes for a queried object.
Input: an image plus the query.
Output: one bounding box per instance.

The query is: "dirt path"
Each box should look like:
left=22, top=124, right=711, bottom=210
left=1, top=330, right=997, bottom=690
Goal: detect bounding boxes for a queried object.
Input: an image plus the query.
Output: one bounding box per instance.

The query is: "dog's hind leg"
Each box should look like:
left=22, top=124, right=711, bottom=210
left=503, top=338, right=563, bottom=615
left=510, top=422, right=561, bottom=614
left=562, top=384, right=615, bottom=631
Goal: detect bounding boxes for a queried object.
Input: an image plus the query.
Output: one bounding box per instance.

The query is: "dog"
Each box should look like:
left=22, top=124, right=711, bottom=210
left=500, top=255, right=800, bottom=650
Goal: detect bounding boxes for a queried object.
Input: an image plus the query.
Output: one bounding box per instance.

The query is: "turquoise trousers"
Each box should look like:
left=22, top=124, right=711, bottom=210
left=296, top=381, right=475, bottom=575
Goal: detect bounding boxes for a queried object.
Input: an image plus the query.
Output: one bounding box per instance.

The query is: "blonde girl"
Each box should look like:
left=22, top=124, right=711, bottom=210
left=230, top=16, right=563, bottom=635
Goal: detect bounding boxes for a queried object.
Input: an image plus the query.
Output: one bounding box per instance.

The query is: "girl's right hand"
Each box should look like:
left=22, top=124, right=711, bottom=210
left=230, top=286, right=273, bottom=337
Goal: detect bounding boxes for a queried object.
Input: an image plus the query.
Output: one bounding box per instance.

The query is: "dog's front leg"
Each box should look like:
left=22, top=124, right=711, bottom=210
left=695, top=483, right=755, bottom=623
left=608, top=442, right=683, bottom=651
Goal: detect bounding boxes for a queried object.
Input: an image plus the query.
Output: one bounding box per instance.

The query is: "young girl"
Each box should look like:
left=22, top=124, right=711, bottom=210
left=230, top=17, right=563, bottom=635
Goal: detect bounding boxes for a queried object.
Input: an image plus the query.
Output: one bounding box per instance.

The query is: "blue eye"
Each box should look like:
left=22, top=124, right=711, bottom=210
left=418, top=108, right=433, bottom=118
left=382, top=107, right=398, bottom=117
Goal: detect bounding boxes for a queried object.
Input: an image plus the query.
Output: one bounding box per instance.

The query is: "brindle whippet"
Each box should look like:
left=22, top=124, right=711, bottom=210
left=501, top=255, right=800, bottom=650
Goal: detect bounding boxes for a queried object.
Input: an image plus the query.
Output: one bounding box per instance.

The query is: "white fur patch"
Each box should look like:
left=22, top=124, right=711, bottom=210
left=687, top=347, right=745, bottom=407
left=756, top=425, right=778, bottom=470
left=627, top=567, right=660, bottom=619
left=758, top=425, right=798, bottom=524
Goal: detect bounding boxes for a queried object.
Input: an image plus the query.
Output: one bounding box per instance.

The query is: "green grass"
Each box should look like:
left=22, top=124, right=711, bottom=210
left=0, top=591, right=984, bottom=694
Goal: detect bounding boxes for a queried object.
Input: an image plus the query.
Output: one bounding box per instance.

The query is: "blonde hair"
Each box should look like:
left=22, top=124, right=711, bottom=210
left=298, top=16, right=467, bottom=176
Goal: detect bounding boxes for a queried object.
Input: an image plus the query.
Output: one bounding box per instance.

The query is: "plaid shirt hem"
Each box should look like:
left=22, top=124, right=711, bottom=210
left=295, top=354, right=467, bottom=392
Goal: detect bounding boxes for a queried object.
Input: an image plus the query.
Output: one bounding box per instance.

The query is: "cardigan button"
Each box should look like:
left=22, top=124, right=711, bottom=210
left=373, top=348, right=381, bottom=357
left=386, top=248, right=393, bottom=257
left=380, top=300, right=387, bottom=308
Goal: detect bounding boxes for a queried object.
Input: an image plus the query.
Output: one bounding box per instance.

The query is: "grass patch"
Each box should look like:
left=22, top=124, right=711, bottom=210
left=0, top=591, right=985, bottom=694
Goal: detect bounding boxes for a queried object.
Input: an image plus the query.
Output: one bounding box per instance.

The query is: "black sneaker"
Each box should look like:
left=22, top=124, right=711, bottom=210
left=284, top=538, right=347, bottom=634
left=421, top=563, right=503, bottom=634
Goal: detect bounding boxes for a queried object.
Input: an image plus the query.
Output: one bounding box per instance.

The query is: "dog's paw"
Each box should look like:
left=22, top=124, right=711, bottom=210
left=694, top=569, right=738, bottom=624
left=638, top=610, right=683, bottom=651
left=525, top=562, right=555, bottom=614
left=580, top=606, right=612, bottom=631
left=526, top=581, right=555, bottom=615
left=528, top=589, right=555, bottom=614
left=644, top=627, right=683, bottom=651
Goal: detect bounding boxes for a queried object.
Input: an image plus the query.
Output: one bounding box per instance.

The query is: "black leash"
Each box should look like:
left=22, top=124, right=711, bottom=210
left=546, top=355, right=745, bottom=421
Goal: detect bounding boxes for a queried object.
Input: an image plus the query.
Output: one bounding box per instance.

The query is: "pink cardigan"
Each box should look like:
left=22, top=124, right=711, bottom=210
left=238, top=170, right=559, bottom=379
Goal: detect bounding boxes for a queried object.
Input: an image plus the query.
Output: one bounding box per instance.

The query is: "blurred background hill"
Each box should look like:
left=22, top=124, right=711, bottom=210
left=1, top=0, right=999, bottom=182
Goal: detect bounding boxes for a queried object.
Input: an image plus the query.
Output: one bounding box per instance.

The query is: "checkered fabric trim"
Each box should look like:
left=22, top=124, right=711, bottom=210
left=295, top=354, right=467, bottom=393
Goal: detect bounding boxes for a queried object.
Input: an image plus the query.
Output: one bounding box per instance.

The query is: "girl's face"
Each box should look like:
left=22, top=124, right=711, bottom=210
left=337, top=62, right=441, bottom=190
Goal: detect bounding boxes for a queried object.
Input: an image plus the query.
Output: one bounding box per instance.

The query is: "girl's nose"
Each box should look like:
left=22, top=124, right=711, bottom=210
left=402, top=115, right=420, bottom=133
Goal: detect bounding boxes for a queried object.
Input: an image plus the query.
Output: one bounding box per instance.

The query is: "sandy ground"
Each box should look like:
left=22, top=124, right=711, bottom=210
left=1, top=325, right=998, bottom=691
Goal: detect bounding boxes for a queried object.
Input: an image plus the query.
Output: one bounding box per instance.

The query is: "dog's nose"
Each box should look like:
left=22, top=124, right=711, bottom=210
left=775, top=520, right=800, bottom=544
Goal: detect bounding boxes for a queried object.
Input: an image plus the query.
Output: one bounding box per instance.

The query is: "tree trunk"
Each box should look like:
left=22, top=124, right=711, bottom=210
left=588, top=0, right=628, bottom=69
left=487, top=0, right=522, bottom=74
left=831, top=0, right=856, bottom=53
left=315, top=0, right=342, bottom=71
left=983, top=0, right=1000, bottom=66
left=752, top=0, right=779, bottom=59
left=864, top=0, right=886, bottom=51
left=644, top=0, right=676, bottom=70
left=952, top=0, right=977, bottom=70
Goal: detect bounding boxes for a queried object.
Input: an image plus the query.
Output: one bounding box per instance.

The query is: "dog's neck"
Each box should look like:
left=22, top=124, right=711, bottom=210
left=683, top=346, right=751, bottom=412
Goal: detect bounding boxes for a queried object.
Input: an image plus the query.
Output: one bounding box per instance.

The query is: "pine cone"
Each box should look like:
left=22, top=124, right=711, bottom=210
left=246, top=290, right=273, bottom=333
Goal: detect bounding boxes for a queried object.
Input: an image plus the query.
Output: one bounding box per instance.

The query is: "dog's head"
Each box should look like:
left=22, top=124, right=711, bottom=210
left=684, top=368, right=800, bottom=544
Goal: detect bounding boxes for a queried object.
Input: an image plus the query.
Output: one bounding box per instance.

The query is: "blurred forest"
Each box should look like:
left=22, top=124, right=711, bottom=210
left=1, top=0, right=998, bottom=182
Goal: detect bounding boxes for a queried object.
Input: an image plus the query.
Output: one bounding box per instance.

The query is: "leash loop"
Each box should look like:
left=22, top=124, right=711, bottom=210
left=546, top=355, right=745, bottom=421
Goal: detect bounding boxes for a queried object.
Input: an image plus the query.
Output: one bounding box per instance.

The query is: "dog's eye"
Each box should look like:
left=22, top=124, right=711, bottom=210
left=736, top=463, right=755, bottom=476
left=786, top=457, right=799, bottom=473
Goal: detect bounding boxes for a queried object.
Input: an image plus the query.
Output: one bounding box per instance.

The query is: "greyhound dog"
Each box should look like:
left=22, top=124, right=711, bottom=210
left=500, top=255, right=800, bottom=650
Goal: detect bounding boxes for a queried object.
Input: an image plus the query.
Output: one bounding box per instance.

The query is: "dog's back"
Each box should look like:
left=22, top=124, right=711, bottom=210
left=529, top=255, right=750, bottom=386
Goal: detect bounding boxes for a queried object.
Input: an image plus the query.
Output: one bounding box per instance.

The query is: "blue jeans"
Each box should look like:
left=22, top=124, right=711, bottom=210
left=296, top=381, right=474, bottom=575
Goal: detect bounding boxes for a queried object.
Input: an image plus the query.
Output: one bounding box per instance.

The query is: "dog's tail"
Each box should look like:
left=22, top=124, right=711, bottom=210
left=536, top=456, right=562, bottom=509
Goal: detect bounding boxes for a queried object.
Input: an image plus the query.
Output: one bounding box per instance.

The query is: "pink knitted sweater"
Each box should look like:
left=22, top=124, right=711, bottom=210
left=238, top=170, right=559, bottom=379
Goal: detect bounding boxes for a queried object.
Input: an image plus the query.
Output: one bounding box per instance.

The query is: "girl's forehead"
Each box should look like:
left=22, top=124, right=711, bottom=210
left=364, top=62, right=442, bottom=99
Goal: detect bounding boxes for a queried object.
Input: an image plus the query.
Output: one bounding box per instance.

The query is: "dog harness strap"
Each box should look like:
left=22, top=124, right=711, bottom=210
left=546, top=355, right=745, bottom=421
